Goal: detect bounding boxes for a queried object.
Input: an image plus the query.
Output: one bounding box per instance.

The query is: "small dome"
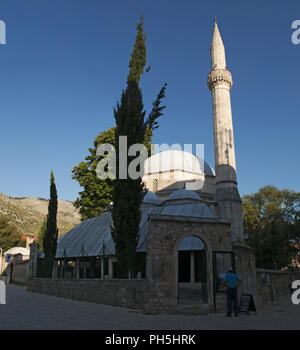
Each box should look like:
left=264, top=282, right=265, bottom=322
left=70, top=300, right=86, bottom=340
left=142, top=191, right=162, bottom=205
left=166, top=189, right=203, bottom=202
left=143, top=150, right=215, bottom=176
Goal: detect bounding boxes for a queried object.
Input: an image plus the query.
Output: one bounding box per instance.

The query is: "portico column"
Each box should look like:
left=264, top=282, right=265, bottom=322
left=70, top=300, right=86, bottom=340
left=108, top=257, right=113, bottom=279
left=76, top=259, right=80, bottom=279
left=101, top=258, right=104, bottom=279
left=190, top=252, right=195, bottom=283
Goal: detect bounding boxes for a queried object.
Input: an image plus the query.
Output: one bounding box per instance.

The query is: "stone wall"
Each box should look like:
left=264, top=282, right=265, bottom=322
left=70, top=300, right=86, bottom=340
left=27, top=278, right=183, bottom=314
left=232, top=242, right=259, bottom=309
left=1, top=259, right=29, bottom=286
left=12, top=260, right=29, bottom=285
left=28, top=278, right=148, bottom=310
left=256, top=269, right=300, bottom=307
left=233, top=243, right=257, bottom=291
left=232, top=243, right=300, bottom=311
left=146, top=215, right=233, bottom=312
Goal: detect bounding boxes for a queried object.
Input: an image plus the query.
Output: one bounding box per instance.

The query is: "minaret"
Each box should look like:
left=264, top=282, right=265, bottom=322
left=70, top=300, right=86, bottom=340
left=207, top=19, right=244, bottom=241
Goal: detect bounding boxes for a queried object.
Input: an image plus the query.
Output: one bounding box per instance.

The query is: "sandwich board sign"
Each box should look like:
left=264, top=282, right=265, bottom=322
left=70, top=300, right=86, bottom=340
left=239, top=294, right=257, bottom=314
left=0, top=280, right=6, bottom=304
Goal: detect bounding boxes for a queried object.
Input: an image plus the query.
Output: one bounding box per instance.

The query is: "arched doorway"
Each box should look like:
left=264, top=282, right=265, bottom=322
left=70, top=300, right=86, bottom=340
left=178, top=235, right=207, bottom=304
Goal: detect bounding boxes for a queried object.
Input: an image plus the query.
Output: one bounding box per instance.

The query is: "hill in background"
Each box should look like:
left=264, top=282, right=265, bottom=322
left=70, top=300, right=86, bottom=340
left=0, top=192, right=81, bottom=238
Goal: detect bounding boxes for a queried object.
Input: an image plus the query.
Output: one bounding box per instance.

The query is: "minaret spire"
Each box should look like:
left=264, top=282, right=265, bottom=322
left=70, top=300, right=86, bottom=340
left=207, top=20, right=244, bottom=242
left=208, top=21, right=235, bottom=179
left=210, top=19, right=226, bottom=70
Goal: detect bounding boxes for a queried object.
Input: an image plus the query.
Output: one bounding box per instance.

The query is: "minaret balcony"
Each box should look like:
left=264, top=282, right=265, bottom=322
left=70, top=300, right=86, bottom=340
left=207, top=69, right=233, bottom=91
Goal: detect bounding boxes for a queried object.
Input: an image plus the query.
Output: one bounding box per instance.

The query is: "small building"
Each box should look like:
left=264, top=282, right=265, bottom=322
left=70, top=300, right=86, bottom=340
left=1, top=247, right=30, bottom=285
left=4, top=247, right=30, bottom=263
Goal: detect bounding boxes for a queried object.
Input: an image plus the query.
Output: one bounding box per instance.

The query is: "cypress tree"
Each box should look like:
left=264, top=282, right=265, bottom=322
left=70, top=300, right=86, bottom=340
left=127, top=15, right=147, bottom=85
left=111, top=16, right=166, bottom=278
left=43, top=171, right=59, bottom=277
left=37, top=217, right=47, bottom=251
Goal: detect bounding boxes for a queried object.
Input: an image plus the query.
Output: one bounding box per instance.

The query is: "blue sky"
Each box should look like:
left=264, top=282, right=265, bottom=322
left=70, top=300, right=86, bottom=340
left=0, top=0, right=299, bottom=201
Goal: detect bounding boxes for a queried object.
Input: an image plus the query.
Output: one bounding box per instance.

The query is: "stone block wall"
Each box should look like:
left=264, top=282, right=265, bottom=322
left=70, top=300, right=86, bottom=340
left=146, top=216, right=233, bottom=312
left=256, top=269, right=300, bottom=307
left=27, top=278, right=148, bottom=310
left=27, top=278, right=183, bottom=314
left=233, top=243, right=257, bottom=293
left=12, top=260, right=29, bottom=285
left=143, top=282, right=178, bottom=314
left=214, top=293, right=227, bottom=312
left=232, top=243, right=258, bottom=309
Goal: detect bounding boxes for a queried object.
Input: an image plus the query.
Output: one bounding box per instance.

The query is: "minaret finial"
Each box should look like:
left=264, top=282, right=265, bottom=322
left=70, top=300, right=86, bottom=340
left=214, top=16, right=216, bottom=24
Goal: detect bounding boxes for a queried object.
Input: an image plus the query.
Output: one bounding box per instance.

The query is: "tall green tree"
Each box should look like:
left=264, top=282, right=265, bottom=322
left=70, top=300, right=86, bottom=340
left=127, top=15, right=148, bottom=85
left=71, top=17, right=166, bottom=222
left=0, top=215, right=24, bottom=252
left=37, top=217, right=47, bottom=251
left=243, top=185, right=300, bottom=269
left=111, top=16, right=166, bottom=277
left=42, top=171, right=59, bottom=277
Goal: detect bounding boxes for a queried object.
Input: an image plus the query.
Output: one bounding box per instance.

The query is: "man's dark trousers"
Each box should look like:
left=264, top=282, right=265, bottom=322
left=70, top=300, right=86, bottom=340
left=227, top=287, right=238, bottom=314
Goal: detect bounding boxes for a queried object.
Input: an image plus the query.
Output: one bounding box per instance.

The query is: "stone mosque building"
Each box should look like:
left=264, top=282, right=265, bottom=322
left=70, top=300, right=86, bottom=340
left=29, top=21, right=258, bottom=314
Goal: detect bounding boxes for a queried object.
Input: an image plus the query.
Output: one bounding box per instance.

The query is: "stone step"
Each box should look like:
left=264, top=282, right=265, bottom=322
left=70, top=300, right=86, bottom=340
left=178, top=303, right=209, bottom=315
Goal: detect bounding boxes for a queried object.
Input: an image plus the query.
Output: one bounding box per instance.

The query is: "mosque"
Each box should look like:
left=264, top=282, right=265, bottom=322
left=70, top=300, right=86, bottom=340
left=29, top=20, right=258, bottom=314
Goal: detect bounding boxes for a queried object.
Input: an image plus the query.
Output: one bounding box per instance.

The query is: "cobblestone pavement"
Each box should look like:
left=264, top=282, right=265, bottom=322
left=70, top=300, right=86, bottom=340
left=0, top=285, right=299, bottom=330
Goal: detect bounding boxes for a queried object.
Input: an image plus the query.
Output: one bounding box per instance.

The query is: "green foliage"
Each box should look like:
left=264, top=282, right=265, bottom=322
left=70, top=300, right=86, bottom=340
left=72, top=128, right=115, bottom=220
left=72, top=127, right=154, bottom=220
left=0, top=215, right=24, bottom=252
left=112, top=78, right=146, bottom=276
left=242, top=185, right=300, bottom=269
left=42, top=171, right=59, bottom=277
left=145, top=83, right=167, bottom=131
left=71, top=18, right=167, bottom=278
left=111, top=16, right=167, bottom=277
left=37, top=217, right=47, bottom=251
left=127, top=15, right=147, bottom=85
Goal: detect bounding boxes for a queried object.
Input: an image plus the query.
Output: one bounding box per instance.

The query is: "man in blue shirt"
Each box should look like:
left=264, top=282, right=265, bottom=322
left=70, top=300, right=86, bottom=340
left=224, top=268, right=241, bottom=317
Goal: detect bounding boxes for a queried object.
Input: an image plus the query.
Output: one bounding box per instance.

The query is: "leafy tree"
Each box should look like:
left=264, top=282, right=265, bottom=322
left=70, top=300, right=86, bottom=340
left=37, top=217, right=47, bottom=251
left=72, top=128, right=115, bottom=220
left=72, top=127, right=154, bottom=220
left=111, top=16, right=166, bottom=277
left=0, top=215, right=24, bottom=252
left=242, top=185, right=300, bottom=269
left=42, top=171, right=59, bottom=277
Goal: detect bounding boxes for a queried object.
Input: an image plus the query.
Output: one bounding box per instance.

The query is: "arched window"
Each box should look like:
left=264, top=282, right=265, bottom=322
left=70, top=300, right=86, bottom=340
left=177, top=235, right=208, bottom=303
left=178, top=235, right=206, bottom=283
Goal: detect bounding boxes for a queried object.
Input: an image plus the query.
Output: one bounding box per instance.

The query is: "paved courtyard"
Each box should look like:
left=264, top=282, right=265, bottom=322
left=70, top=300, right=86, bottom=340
left=0, top=284, right=299, bottom=330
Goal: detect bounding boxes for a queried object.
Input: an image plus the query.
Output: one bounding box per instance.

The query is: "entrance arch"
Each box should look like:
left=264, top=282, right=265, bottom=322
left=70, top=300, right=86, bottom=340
left=177, top=235, right=208, bottom=303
